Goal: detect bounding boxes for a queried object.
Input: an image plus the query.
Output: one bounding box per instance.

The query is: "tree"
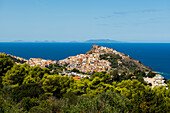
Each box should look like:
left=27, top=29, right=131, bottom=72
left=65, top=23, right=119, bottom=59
left=23, top=66, right=50, bottom=84
left=0, top=95, right=23, bottom=113
left=0, top=54, right=14, bottom=87
left=116, top=79, right=145, bottom=99
left=90, top=71, right=111, bottom=83
left=136, top=75, right=146, bottom=85
left=140, top=71, right=146, bottom=77
left=115, top=79, right=145, bottom=112
left=41, top=74, right=72, bottom=97
left=12, top=83, right=44, bottom=102
left=71, top=68, right=80, bottom=73
left=110, top=70, right=119, bottom=82
left=21, top=97, right=39, bottom=111
left=147, top=71, right=155, bottom=78
left=2, top=64, right=29, bottom=87
left=167, top=80, right=170, bottom=89
left=62, top=92, right=128, bottom=113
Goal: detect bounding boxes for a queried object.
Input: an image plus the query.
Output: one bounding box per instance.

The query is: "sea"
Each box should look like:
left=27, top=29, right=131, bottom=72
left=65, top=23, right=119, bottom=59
left=0, top=42, right=170, bottom=79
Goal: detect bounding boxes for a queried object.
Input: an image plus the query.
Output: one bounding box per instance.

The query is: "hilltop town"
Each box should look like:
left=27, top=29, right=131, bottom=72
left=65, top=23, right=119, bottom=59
left=59, top=53, right=111, bottom=73
left=59, top=45, right=151, bottom=74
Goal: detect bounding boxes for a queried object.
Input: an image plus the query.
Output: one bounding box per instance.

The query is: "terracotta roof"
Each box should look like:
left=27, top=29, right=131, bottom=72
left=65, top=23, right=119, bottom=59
left=73, top=76, right=81, bottom=80
left=152, top=71, right=157, bottom=74
left=156, top=81, right=162, bottom=83
left=154, top=77, right=160, bottom=79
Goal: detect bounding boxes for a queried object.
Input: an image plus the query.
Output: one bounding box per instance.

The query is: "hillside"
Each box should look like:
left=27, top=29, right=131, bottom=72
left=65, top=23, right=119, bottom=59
left=86, top=45, right=151, bottom=73
left=0, top=51, right=169, bottom=113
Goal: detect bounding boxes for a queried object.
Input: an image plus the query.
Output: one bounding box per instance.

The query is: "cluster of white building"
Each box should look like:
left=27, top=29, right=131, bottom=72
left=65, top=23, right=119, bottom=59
left=59, top=53, right=111, bottom=73
left=144, top=72, right=168, bottom=89
left=28, top=58, right=57, bottom=68
left=65, top=71, right=89, bottom=78
left=154, top=74, right=166, bottom=87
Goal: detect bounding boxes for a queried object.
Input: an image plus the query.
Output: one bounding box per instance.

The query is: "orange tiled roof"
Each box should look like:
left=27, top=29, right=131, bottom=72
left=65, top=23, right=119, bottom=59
left=156, top=81, right=162, bottom=83
left=152, top=71, right=157, bottom=74
left=73, top=76, right=81, bottom=80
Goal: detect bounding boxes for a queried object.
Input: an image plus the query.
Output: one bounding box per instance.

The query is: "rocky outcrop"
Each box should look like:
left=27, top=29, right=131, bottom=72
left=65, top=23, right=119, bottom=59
left=86, top=45, right=99, bottom=54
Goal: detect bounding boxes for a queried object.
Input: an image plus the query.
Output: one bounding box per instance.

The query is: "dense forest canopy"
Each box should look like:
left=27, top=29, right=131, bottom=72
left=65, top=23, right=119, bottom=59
left=0, top=53, right=170, bottom=113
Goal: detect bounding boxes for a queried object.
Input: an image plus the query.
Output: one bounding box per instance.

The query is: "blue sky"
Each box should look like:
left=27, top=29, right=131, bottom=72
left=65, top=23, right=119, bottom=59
left=0, top=0, right=170, bottom=43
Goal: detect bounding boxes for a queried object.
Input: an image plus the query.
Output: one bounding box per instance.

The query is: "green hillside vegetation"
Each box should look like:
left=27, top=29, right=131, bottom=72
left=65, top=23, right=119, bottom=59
left=100, top=53, right=150, bottom=73
left=48, top=63, right=67, bottom=74
left=0, top=53, right=170, bottom=113
left=100, top=54, right=122, bottom=68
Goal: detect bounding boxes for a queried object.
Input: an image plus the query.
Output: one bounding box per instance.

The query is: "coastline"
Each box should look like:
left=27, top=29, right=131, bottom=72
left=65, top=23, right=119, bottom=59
left=0, top=43, right=170, bottom=79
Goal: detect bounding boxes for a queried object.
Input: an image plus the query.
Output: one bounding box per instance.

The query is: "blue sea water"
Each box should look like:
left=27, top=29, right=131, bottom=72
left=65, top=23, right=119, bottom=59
left=0, top=42, right=170, bottom=79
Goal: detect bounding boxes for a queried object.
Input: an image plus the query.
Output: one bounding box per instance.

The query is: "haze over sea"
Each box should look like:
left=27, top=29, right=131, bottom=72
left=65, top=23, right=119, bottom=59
left=0, top=43, right=170, bottom=79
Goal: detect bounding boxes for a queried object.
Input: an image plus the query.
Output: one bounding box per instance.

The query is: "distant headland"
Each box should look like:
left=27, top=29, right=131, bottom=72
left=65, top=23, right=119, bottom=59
left=8, top=39, right=123, bottom=43
left=84, top=39, right=123, bottom=43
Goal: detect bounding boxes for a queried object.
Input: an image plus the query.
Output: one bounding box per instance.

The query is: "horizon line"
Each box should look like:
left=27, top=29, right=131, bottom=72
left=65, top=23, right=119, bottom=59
left=0, top=41, right=170, bottom=43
